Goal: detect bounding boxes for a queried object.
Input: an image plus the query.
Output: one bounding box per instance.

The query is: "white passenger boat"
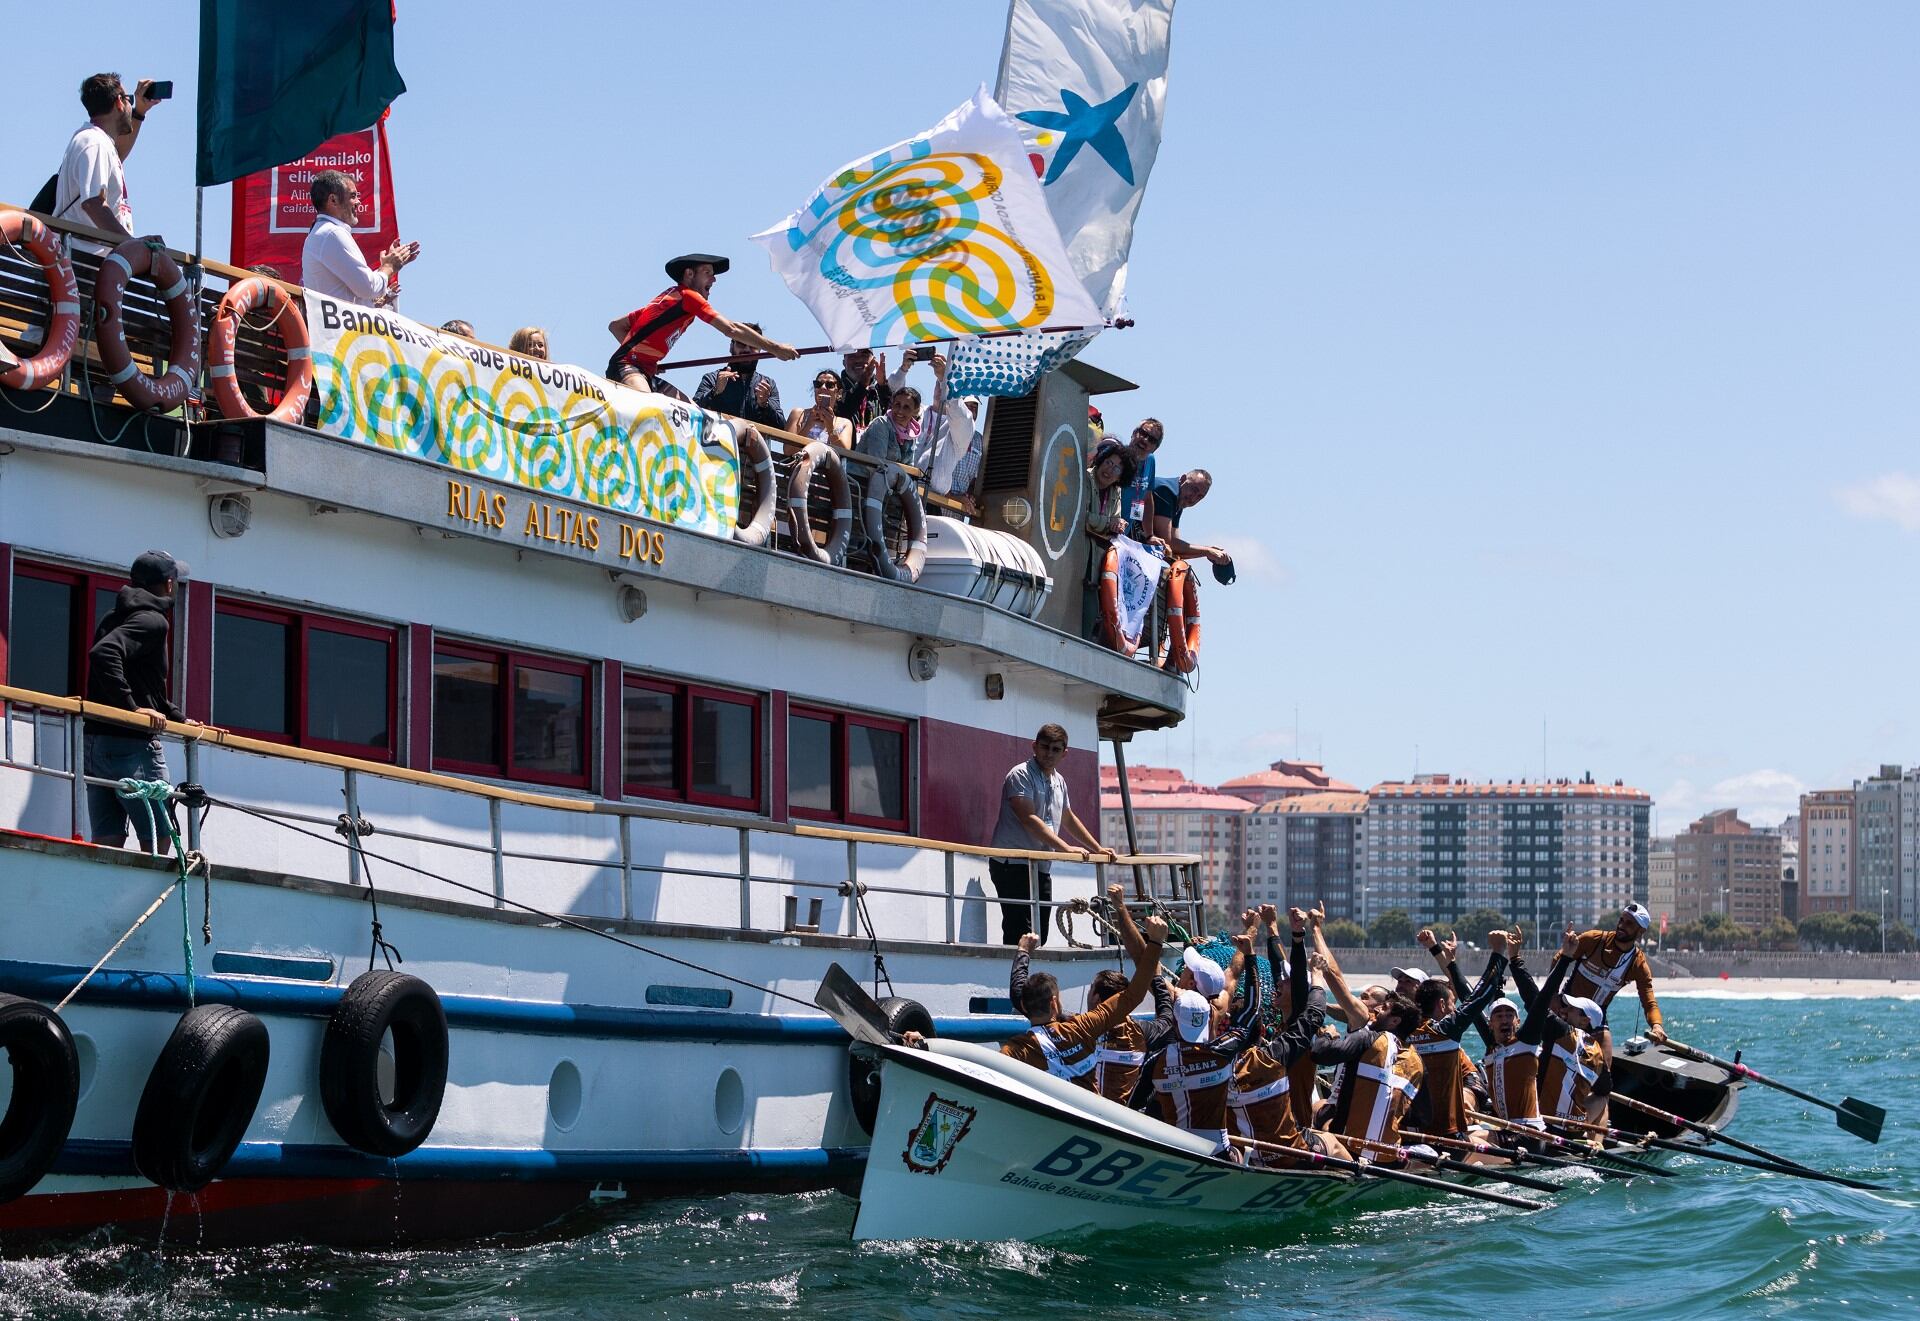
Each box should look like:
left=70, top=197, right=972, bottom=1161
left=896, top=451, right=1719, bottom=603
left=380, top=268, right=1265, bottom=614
left=0, top=207, right=1203, bottom=1246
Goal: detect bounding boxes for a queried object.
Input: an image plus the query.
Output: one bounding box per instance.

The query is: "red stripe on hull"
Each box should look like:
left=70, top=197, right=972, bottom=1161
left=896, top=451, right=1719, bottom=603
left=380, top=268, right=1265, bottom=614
left=0, top=1178, right=597, bottom=1250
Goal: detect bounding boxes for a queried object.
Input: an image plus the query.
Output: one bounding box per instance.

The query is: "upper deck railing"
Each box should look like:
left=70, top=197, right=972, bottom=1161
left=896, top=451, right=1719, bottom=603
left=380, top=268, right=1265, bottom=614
left=0, top=682, right=1205, bottom=954
left=1, top=203, right=1188, bottom=678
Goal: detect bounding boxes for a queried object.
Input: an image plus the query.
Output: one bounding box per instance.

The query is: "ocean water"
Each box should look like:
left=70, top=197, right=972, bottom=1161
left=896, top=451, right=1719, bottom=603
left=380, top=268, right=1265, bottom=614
left=3, top=996, right=1914, bottom=1320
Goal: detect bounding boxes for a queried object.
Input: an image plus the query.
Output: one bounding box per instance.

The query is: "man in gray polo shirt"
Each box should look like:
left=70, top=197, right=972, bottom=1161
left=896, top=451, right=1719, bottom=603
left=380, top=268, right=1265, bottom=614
left=989, top=723, right=1114, bottom=945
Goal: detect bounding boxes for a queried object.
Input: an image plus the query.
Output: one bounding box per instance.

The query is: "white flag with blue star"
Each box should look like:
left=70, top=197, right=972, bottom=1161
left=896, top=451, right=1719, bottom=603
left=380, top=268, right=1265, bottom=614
left=995, top=0, right=1176, bottom=318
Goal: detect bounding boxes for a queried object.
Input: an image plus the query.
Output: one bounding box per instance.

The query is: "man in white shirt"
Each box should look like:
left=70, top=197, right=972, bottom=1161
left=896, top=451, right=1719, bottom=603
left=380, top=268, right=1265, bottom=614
left=53, top=73, right=161, bottom=239
left=300, top=169, right=421, bottom=306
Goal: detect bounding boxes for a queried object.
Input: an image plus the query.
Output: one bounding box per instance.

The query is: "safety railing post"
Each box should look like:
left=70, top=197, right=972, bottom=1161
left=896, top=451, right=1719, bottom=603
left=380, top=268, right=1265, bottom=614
left=1028, top=857, right=1040, bottom=946
left=1094, top=859, right=1107, bottom=945
left=489, top=797, right=505, bottom=908
left=846, top=840, right=861, bottom=937
left=738, top=827, right=752, bottom=931
left=184, top=740, right=202, bottom=854
left=67, top=713, right=88, bottom=842
left=342, top=767, right=362, bottom=886
left=944, top=851, right=956, bottom=945
left=619, top=814, right=633, bottom=921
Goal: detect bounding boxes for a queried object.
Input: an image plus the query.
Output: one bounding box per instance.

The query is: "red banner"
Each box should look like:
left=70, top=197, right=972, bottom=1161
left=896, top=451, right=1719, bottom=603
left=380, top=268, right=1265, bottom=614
left=229, top=123, right=399, bottom=282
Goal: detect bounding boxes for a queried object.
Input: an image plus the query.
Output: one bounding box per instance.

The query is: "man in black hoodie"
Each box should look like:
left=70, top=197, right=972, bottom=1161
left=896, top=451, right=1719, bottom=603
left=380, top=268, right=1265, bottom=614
left=84, top=550, right=195, bottom=850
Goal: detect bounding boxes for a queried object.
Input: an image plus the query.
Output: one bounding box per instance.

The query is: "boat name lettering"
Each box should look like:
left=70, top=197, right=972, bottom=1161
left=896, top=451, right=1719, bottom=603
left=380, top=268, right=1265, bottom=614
left=444, top=480, right=666, bottom=565
left=1028, top=1136, right=1228, bottom=1205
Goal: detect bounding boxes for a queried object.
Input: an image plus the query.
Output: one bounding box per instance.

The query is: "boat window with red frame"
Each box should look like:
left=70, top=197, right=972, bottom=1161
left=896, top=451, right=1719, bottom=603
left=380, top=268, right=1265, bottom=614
left=620, top=673, right=760, bottom=812
left=432, top=641, right=591, bottom=788
left=211, top=598, right=396, bottom=759
left=7, top=561, right=130, bottom=698
left=787, top=703, right=909, bottom=831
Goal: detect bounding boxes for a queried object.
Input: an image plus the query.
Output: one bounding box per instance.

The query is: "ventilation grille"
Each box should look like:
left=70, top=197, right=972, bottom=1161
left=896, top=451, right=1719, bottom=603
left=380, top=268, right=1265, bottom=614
left=980, top=393, right=1040, bottom=492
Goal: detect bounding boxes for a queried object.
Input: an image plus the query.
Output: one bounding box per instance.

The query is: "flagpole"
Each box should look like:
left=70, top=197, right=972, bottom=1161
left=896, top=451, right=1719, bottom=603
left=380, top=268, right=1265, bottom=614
left=653, top=319, right=1119, bottom=373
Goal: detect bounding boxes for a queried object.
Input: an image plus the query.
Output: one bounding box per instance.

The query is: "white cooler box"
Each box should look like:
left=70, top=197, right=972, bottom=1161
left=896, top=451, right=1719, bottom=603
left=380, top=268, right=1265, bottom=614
left=919, top=516, right=1054, bottom=619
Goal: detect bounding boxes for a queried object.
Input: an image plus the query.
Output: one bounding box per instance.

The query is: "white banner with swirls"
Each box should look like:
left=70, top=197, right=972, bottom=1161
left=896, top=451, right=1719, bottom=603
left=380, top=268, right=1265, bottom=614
left=305, top=293, right=739, bottom=537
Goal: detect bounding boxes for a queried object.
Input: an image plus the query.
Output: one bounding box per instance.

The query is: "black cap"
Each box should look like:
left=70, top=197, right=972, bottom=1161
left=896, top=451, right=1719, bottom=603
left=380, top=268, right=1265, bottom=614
left=1211, top=555, right=1236, bottom=586
left=130, top=550, right=189, bottom=588
left=665, top=253, right=730, bottom=281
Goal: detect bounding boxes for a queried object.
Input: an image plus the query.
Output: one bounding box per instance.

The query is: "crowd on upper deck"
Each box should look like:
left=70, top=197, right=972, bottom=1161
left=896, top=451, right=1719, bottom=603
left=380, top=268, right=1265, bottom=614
left=32, top=72, right=1229, bottom=646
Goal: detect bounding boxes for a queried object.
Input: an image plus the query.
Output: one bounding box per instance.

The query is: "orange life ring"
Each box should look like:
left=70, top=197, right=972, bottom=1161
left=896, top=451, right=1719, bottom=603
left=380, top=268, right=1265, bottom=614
left=1164, top=559, right=1201, bottom=674
left=208, top=277, right=312, bottom=425
left=0, top=211, right=81, bottom=391
left=1099, top=543, right=1139, bottom=658
left=786, top=441, right=852, bottom=564
left=93, top=238, right=199, bottom=412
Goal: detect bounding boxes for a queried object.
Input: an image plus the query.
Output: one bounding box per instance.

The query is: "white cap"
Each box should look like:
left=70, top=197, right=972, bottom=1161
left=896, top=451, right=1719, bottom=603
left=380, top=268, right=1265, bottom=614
left=1562, top=995, right=1604, bottom=1029
left=1623, top=902, right=1652, bottom=930
left=1174, top=988, right=1214, bottom=1043
left=1390, top=967, right=1424, bottom=985
left=1487, top=996, right=1523, bottom=1018
left=1182, top=947, right=1226, bottom=998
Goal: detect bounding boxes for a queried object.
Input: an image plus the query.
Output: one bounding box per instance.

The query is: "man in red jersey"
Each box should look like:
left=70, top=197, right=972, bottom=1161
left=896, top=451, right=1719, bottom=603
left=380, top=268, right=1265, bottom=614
left=606, top=253, right=797, bottom=400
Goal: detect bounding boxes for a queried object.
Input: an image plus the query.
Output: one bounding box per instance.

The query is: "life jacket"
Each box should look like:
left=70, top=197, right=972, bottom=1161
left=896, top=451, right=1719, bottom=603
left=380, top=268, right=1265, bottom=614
left=1151, top=1042, right=1235, bottom=1143
left=1093, top=1018, right=1148, bottom=1102
left=1481, top=1040, right=1543, bottom=1125
left=1536, top=1025, right=1601, bottom=1119
left=1565, top=937, right=1640, bottom=1012
left=1227, top=1047, right=1301, bottom=1158
left=1028, top=1025, right=1100, bottom=1090
left=1406, top=1018, right=1472, bottom=1136
left=1341, top=1032, right=1423, bottom=1147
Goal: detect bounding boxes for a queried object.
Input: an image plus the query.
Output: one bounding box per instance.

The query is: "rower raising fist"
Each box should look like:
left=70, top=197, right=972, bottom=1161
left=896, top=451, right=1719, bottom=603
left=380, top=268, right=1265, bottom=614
left=1560, top=923, right=1579, bottom=958
left=1018, top=932, right=1041, bottom=954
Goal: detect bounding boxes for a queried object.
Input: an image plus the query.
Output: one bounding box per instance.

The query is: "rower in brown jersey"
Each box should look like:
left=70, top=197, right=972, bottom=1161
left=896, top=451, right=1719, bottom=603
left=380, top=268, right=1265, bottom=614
left=1225, top=906, right=1344, bottom=1165
left=1402, top=929, right=1511, bottom=1139
left=1006, top=885, right=1173, bottom=1101
left=994, top=895, right=1168, bottom=1078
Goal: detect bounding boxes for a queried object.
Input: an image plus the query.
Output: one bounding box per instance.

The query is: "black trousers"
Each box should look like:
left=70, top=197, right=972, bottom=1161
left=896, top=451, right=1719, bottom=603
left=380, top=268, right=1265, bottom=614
left=990, top=858, right=1052, bottom=946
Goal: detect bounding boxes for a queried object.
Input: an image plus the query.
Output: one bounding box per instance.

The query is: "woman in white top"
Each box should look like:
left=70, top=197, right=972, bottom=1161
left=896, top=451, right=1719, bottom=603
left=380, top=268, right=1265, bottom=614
left=786, top=371, right=854, bottom=449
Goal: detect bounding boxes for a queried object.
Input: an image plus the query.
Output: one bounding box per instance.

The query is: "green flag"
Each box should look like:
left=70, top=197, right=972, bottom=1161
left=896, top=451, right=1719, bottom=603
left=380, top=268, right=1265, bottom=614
left=197, top=0, right=406, bottom=187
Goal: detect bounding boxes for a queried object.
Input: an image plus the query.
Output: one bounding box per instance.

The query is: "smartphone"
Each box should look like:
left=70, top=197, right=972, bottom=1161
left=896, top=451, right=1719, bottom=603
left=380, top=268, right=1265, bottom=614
left=905, top=345, right=933, bottom=363
left=146, top=80, right=174, bottom=101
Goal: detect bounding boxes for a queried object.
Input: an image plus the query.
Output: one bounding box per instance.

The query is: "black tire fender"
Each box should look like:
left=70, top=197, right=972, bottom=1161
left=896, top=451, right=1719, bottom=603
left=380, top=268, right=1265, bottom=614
left=319, top=970, right=449, bottom=1158
left=131, top=1004, right=271, bottom=1193
left=848, top=996, right=934, bottom=1135
left=0, top=993, right=81, bottom=1204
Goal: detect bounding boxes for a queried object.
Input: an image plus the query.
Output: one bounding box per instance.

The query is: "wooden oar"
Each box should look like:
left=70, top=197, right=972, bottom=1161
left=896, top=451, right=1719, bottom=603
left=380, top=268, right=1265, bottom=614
left=1607, top=1092, right=1888, bottom=1190
left=1539, top=1110, right=1888, bottom=1192
left=1664, top=1040, right=1885, bottom=1144
left=1466, top=1109, right=1674, bottom=1177
left=1224, top=1135, right=1547, bottom=1211
left=1400, top=1128, right=1639, bottom=1183
left=1336, top=1133, right=1561, bottom=1194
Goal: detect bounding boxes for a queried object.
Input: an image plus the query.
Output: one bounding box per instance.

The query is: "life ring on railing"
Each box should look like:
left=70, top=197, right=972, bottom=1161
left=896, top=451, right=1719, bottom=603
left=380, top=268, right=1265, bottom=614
left=733, top=424, right=777, bottom=547
left=208, top=277, right=311, bottom=424
left=131, top=1004, right=271, bottom=1192
left=320, top=970, right=449, bottom=1158
left=0, top=993, right=80, bottom=1204
left=0, top=211, right=81, bottom=392
left=786, top=440, right=852, bottom=565
left=92, top=237, right=200, bottom=412
left=1099, top=543, right=1141, bottom=658
left=863, top=462, right=927, bottom=582
left=1164, top=559, right=1201, bottom=674
left=848, top=996, right=934, bottom=1134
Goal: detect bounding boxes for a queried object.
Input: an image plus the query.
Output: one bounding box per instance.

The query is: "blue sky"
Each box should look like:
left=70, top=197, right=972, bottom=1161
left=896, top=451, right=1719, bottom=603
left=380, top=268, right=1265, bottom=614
left=13, top=2, right=1917, bottom=829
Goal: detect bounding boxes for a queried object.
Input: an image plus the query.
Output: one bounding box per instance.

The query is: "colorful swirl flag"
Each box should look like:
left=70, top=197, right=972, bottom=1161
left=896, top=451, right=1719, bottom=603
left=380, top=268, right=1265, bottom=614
left=751, top=87, right=1101, bottom=354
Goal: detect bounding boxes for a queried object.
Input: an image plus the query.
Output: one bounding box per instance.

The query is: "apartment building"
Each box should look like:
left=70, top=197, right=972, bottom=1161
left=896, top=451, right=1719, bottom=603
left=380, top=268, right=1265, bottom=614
left=1672, top=809, right=1782, bottom=927
left=1799, top=790, right=1855, bottom=915
left=1244, top=791, right=1368, bottom=920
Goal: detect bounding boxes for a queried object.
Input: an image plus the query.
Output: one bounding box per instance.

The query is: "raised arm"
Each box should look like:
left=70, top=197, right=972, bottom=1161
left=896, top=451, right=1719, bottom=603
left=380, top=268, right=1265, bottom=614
left=1308, top=906, right=1370, bottom=1028
left=1519, top=926, right=1577, bottom=1047
left=1278, top=907, right=1309, bottom=1026
left=1009, top=931, right=1038, bottom=1006
left=1103, top=882, right=1145, bottom=961
left=706, top=313, right=798, bottom=362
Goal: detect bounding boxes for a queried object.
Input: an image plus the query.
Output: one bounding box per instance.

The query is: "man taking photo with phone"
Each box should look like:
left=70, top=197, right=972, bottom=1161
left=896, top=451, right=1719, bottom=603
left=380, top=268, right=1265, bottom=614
left=53, top=73, right=166, bottom=240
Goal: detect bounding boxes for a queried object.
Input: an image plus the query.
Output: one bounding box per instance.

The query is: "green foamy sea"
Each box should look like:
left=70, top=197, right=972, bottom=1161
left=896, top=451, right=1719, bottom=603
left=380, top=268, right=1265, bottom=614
left=3, top=995, right=1914, bottom=1320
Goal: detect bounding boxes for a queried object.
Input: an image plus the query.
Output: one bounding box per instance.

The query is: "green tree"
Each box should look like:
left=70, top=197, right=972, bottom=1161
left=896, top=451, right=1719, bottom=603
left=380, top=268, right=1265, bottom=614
left=1755, top=917, right=1800, bottom=951
left=1842, top=911, right=1883, bottom=952
left=1453, top=908, right=1510, bottom=942
left=1324, top=919, right=1368, bottom=947
left=1887, top=921, right=1917, bottom=954
left=1368, top=908, right=1416, bottom=948
left=1798, top=911, right=1844, bottom=951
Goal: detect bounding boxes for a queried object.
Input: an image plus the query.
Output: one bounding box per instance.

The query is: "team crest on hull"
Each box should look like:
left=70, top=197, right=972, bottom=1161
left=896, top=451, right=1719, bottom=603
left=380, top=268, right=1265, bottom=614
left=902, top=1094, right=977, bottom=1175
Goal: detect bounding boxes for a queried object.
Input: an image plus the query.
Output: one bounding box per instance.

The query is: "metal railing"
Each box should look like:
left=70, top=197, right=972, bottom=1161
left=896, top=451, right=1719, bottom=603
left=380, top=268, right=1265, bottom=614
left=0, top=684, right=1204, bottom=951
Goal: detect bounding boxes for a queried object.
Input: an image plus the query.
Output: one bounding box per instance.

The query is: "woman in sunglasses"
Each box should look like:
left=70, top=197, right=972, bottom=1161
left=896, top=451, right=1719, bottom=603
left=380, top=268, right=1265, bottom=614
left=787, top=372, right=855, bottom=449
